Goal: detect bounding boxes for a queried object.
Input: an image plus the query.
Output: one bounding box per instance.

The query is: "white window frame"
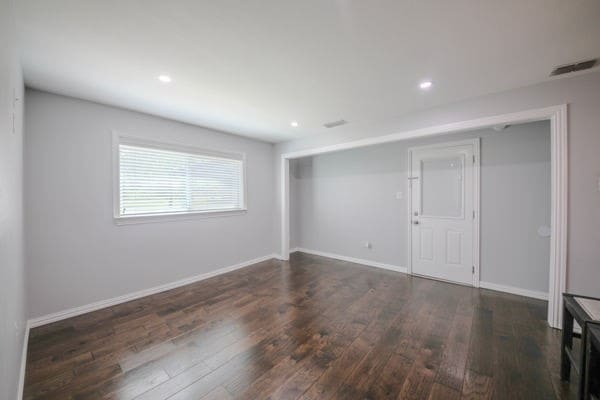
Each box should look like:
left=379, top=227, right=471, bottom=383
left=112, top=131, right=247, bottom=225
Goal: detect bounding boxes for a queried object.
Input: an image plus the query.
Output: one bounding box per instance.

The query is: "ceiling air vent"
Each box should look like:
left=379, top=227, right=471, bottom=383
left=323, top=119, right=347, bottom=128
left=550, top=59, right=597, bottom=76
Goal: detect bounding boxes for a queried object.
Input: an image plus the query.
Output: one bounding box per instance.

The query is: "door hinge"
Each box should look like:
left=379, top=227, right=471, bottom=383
left=472, top=155, right=475, bottom=163
left=472, top=266, right=475, bottom=274
left=473, top=210, right=475, bottom=219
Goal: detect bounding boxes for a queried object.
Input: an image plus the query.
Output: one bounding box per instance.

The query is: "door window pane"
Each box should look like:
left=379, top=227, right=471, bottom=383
left=420, top=156, right=463, bottom=217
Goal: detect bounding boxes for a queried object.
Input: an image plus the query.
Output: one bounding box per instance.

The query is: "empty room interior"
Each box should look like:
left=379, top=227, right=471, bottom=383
left=2, top=1, right=600, bottom=399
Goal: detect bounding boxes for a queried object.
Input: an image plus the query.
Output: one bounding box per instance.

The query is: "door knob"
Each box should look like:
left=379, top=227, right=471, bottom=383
left=413, top=220, right=419, bottom=225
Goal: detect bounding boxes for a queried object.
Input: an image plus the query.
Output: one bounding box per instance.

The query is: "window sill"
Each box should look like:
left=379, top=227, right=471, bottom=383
left=114, top=208, right=247, bottom=226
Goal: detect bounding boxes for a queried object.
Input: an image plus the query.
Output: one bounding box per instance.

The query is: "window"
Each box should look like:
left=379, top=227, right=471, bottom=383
left=115, top=135, right=246, bottom=220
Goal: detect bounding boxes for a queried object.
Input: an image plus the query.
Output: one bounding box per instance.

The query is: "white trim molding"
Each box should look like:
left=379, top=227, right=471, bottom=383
left=17, top=321, right=30, bottom=400
left=28, top=254, right=279, bottom=328
left=548, top=104, right=568, bottom=329
left=292, top=248, right=407, bottom=274
left=280, top=158, right=290, bottom=259
left=280, top=104, right=567, bottom=329
left=479, top=281, right=549, bottom=301
left=280, top=105, right=566, bottom=160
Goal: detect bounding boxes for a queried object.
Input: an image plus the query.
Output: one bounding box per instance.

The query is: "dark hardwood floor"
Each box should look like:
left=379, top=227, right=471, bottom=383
left=24, top=252, right=576, bottom=399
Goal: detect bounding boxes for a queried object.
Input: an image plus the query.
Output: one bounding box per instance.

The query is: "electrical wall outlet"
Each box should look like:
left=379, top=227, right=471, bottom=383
left=364, top=241, right=372, bottom=249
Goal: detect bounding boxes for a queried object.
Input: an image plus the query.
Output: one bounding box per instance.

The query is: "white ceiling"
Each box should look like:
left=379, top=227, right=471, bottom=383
left=17, top=1, right=600, bottom=143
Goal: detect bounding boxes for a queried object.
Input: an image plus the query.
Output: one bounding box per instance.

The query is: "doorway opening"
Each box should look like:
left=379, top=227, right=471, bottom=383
left=281, top=105, right=567, bottom=328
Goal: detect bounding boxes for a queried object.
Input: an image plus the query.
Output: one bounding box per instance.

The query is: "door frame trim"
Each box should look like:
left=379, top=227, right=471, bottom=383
left=406, top=138, right=481, bottom=287
left=280, top=104, right=567, bottom=329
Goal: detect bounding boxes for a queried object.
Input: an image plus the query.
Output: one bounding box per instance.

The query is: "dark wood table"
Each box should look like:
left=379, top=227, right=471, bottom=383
left=584, top=322, right=600, bottom=400
left=562, top=293, right=600, bottom=400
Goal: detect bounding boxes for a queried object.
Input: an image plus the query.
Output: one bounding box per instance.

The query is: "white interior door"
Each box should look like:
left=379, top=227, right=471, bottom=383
left=409, top=142, right=476, bottom=286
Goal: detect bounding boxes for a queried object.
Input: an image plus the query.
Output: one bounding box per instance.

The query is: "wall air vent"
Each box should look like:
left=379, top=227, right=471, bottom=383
left=550, top=59, right=597, bottom=76
left=323, top=119, right=347, bottom=128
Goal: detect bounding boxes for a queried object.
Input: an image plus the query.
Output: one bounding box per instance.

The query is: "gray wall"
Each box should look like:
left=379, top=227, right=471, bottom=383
left=0, top=0, right=26, bottom=398
left=277, top=71, right=600, bottom=297
left=290, top=122, right=550, bottom=293
left=25, top=90, right=276, bottom=319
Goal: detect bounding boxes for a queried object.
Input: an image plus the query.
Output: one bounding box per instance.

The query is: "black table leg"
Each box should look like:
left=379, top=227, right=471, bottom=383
left=584, top=327, right=599, bottom=400
left=562, top=305, right=574, bottom=380
left=580, top=325, right=589, bottom=400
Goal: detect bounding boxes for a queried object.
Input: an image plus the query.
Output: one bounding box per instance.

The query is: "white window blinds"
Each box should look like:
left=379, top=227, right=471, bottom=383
left=118, top=142, right=245, bottom=217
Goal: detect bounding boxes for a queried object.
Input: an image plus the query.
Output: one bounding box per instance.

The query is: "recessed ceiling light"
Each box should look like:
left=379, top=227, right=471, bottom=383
left=290, top=121, right=299, bottom=127
left=419, top=81, right=433, bottom=89
left=158, top=75, right=172, bottom=83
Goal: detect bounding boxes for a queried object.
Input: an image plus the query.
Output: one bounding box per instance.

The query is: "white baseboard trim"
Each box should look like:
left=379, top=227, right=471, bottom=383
left=479, top=281, right=549, bottom=301
left=17, top=321, right=30, bottom=400
left=292, top=248, right=407, bottom=274
left=27, top=254, right=279, bottom=328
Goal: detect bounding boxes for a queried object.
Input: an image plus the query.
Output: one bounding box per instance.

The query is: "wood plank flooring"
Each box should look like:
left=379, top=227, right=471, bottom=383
left=24, top=252, right=577, bottom=399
